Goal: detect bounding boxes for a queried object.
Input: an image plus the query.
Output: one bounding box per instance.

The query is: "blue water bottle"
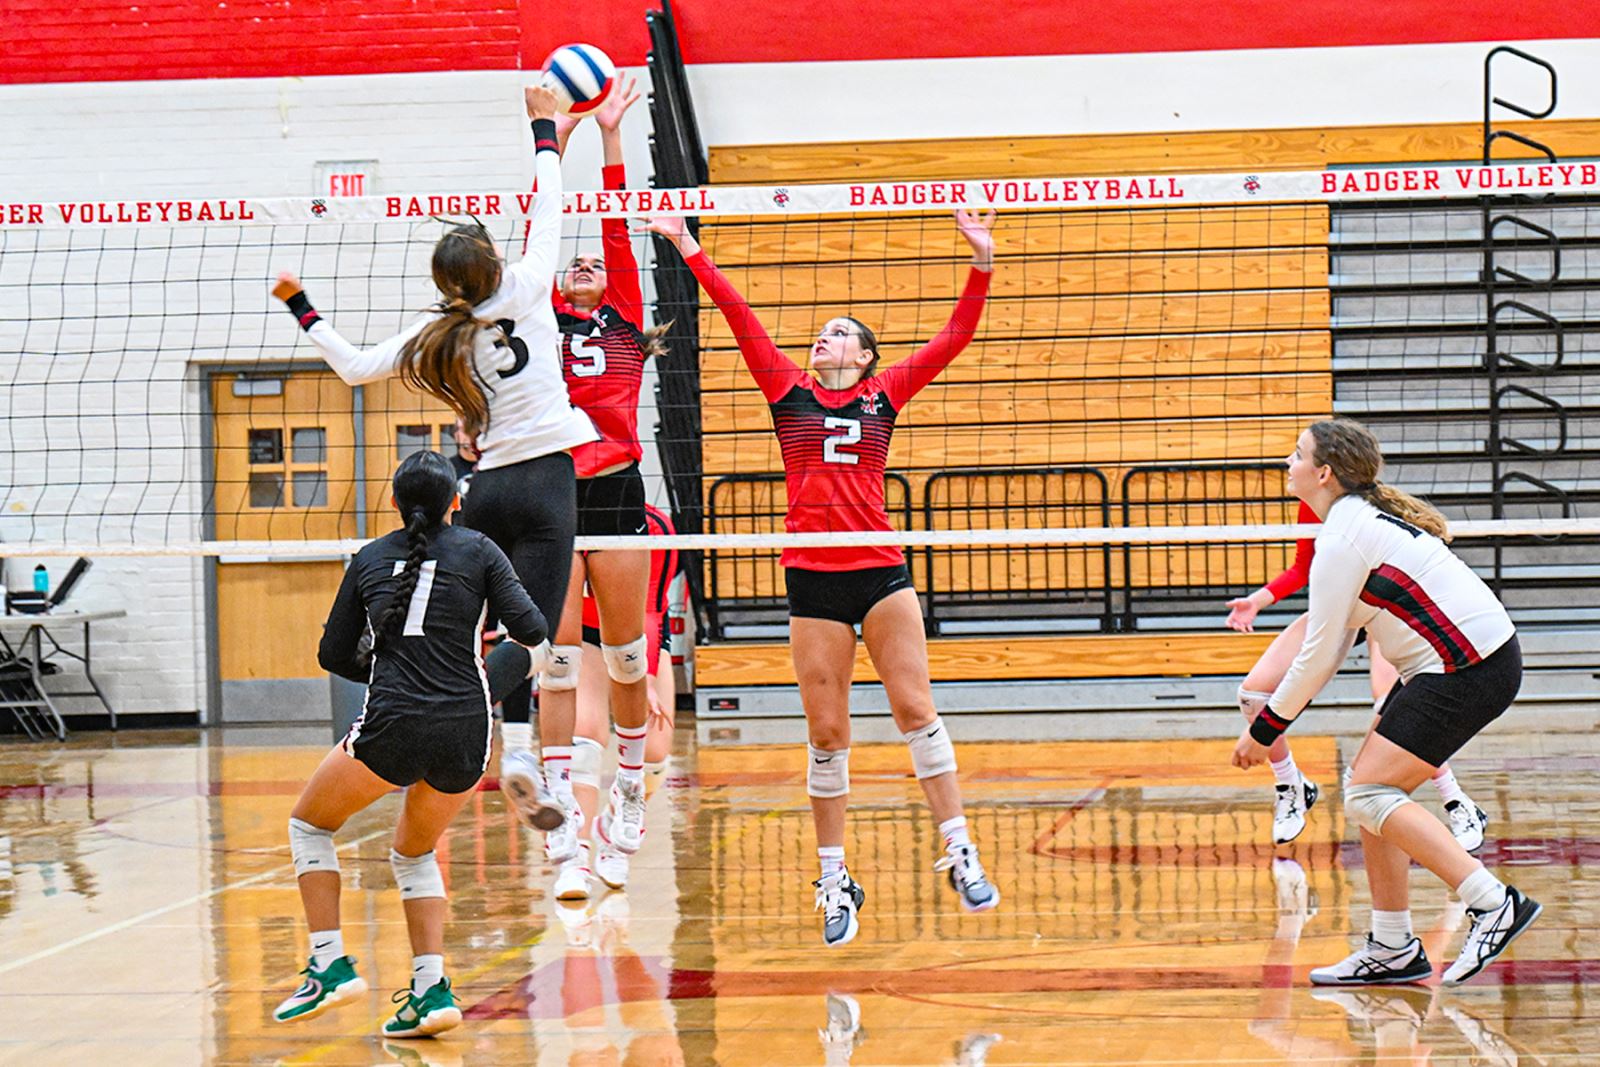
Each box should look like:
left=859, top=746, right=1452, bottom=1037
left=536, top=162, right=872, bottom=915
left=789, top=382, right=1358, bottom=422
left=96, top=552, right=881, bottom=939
left=33, top=564, right=48, bottom=596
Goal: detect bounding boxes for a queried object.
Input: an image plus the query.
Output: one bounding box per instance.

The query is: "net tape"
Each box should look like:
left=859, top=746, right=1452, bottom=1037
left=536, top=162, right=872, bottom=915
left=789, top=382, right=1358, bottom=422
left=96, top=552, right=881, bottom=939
left=4, top=519, right=1597, bottom=558
left=4, top=161, right=1599, bottom=230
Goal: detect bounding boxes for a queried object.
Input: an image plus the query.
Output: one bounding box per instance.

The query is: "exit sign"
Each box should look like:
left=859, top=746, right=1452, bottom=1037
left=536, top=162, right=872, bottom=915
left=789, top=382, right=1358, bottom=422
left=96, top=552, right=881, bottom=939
left=314, top=160, right=379, bottom=197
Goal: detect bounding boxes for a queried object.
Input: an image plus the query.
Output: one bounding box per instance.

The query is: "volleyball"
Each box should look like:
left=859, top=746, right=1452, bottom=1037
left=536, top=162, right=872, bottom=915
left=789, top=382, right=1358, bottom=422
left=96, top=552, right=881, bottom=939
left=539, top=44, right=616, bottom=115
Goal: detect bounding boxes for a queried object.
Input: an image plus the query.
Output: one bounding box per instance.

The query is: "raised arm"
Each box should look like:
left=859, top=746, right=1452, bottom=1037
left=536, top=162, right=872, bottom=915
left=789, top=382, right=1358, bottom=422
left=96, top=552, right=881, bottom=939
left=597, top=77, right=644, bottom=325
left=270, top=272, right=428, bottom=386
left=648, top=215, right=805, bottom=403
left=877, top=209, right=995, bottom=410
left=500, top=86, right=564, bottom=312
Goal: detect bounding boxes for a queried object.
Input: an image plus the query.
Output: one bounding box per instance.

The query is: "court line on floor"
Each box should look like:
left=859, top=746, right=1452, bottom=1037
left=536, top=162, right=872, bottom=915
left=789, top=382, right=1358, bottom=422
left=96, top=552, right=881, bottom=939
left=0, top=828, right=389, bottom=977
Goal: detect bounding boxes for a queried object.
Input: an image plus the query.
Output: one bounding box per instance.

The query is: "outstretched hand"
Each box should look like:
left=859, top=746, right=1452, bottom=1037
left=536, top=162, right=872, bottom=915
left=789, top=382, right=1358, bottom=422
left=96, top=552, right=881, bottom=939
left=595, top=74, right=642, bottom=132
left=271, top=271, right=303, bottom=302
left=1225, top=596, right=1261, bottom=633
left=646, top=216, right=698, bottom=259
left=954, top=208, right=997, bottom=270
left=525, top=85, right=558, bottom=121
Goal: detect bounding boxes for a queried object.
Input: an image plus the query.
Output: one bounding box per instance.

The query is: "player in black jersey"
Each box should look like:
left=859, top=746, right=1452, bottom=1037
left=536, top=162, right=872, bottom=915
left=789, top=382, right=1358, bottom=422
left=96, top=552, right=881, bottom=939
left=273, top=451, right=547, bottom=1038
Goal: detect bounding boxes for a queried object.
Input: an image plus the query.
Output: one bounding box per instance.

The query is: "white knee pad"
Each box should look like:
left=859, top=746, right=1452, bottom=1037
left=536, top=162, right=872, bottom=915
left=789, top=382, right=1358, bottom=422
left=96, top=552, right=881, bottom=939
left=905, top=717, right=958, bottom=779
left=523, top=638, right=551, bottom=678
left=389, top=848, right=446, bottom=900
left=602, top=635, right=650, bottom=684
left=1238, top=687, right=1272, bottom=718
left=807, top=745, right=850, bottom=799
left=539, top=643, right=583, bottom=692
left=570, top=736, right=603, bottom=790
left=1344, top=782, right=1414, bottom=834
left=289, top=817, right=338, bottom=878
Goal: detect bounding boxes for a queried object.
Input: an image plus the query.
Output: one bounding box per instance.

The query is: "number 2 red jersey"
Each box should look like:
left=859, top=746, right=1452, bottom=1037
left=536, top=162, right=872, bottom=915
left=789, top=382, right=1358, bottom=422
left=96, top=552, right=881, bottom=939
left=686, top=250, right=991, bottom=571
left=553, top=163, right=651, bottom=479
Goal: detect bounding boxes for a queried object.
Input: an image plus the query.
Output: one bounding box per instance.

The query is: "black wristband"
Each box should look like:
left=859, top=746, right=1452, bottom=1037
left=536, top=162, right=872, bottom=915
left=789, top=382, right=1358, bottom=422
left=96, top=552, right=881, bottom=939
left=1249, top=705, right=1292, bottom=746
left=285, top=290, right=321, bottom=331
left=531, top=118, right=558, bottom=154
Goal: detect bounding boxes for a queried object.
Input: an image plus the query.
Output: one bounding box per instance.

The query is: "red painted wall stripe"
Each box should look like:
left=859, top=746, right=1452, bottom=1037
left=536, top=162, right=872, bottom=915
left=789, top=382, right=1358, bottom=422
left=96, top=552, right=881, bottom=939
left=1, top=0, right=1589, bottom=85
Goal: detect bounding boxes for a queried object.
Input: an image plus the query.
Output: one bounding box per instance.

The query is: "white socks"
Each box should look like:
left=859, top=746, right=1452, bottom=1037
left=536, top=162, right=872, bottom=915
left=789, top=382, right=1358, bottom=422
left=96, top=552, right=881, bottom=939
left=940, top=816, right=972, bottom=852
left=1370, top=909, right=1413, bottom=949
left=615, top=723, right=648, bottom=778
left=1432, top=764, right=1469, bottom=806
left=1457, top=866, right=1509, bottom=912
left=1270, top=753, right=1300, bottom=788
left=542, top=746, right=575, bottom=802
left=310, top=929, right=343, bottom=970
left=411, top=953, right=444, bottom=996
left=818, top=845, right=846, bottom=881
left=501, top=720, right=534, bottom=754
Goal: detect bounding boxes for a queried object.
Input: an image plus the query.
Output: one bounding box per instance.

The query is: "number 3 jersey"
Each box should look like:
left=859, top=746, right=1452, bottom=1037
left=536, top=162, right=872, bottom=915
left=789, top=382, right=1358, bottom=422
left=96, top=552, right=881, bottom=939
left=685, top=249, right=992, bottom=571
left=299, top=123, right=597, bottom=470
left=554, top=165, right=650, bottom=479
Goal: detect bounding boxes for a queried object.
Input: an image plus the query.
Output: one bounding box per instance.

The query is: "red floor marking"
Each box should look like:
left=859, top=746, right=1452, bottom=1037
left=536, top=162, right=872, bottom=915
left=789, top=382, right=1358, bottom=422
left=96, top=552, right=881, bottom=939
left=466, top=954, right=1600, bottom=1018
left=1028, top=779, right=1112, bottom=856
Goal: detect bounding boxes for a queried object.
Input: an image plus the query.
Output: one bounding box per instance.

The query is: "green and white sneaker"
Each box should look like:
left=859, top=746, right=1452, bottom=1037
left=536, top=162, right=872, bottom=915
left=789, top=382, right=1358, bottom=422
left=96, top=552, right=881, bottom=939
left=273, top=955, right=368, bottom=1023
left=383, top=978, right=462, bottom=1038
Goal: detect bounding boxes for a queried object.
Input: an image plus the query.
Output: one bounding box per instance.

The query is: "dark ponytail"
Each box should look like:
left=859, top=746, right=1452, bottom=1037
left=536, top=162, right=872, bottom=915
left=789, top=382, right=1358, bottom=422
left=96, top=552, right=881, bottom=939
left=370, top=450, right=458, bottom=655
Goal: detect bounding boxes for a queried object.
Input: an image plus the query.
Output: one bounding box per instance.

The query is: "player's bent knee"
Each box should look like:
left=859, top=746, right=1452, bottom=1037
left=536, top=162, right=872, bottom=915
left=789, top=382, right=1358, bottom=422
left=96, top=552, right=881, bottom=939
left=1344, top=782, right=1413, bottom=834
left=389, top=848, right=446, bottom=900
left=904, top=716, right=957, bottom=779
left=602, top=635, right=649, bottom=684
left=540, top=643, right=583, bottom=692
left=1238, top=687, right=1272, bottom=721
left=807, top=745, right=850, bottom=798
left=570, top=736, right=603, bottom=790
left=289, top=817, right=339, bottom=878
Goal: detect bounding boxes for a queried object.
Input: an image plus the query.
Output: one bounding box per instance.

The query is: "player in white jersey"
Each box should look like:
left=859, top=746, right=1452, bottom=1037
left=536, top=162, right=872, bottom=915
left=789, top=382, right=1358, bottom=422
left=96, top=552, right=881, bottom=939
left=272, top=85, right=596, bottom=848
left=1231, top=418, right=1540, bottom=987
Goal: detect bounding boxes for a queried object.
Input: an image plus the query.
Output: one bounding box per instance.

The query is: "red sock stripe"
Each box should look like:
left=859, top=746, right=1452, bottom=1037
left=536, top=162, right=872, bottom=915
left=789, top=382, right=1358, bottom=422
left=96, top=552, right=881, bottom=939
left=618, top=762, right=644, bottom=772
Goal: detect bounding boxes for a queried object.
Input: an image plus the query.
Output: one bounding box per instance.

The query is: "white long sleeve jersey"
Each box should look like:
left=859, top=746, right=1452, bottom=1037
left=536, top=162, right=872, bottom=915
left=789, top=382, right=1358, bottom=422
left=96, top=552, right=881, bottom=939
left=302, top=141, right=597, bottom=471
left=1268, top=494, right=1516, bottom=723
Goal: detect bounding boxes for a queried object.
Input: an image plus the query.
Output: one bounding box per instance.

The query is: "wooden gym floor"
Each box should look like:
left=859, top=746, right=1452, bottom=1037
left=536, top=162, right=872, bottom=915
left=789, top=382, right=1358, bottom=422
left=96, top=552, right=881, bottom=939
left=2, top=722, right=1597, bottom=1065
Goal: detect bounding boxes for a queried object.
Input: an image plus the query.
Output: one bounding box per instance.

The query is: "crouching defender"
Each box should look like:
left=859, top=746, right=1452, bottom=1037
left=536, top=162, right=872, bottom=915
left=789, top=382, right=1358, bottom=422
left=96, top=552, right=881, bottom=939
left=273, top=451, right=548, bottom=1036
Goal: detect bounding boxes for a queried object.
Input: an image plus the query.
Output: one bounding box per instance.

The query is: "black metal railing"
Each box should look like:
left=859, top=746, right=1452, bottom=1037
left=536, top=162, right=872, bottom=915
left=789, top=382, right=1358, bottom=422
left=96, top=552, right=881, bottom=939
left=921, top=466, right=1113, bottom=635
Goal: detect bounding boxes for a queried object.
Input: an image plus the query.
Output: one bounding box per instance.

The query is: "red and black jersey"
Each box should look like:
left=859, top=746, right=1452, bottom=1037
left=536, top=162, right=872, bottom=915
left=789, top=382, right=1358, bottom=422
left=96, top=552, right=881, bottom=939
left=687, top=250, right=991, bottom=571
left=551, top=164, right=651, bottom=479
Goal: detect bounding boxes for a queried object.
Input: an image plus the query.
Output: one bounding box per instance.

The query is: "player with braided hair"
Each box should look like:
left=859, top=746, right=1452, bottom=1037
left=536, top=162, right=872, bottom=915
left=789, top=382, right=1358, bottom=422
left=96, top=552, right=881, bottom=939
left=273, top=450, right=547, bottom=1037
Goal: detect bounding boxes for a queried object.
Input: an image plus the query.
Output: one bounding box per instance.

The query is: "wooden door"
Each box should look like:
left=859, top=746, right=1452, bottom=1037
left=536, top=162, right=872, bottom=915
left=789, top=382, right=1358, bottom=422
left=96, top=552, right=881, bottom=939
left=210, top=371, right=356, bottom=722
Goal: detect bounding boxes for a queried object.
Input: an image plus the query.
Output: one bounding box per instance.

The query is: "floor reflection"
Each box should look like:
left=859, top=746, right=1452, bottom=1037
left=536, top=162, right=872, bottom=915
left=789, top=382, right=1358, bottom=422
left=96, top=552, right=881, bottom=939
left=0, top=728, right=1596, bottom=1064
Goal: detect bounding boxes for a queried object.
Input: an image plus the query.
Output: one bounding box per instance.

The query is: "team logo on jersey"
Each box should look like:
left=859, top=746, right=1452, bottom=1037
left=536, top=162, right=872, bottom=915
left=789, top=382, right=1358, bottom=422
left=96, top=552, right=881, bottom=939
left=857, top=390, right=882, bottom=415
left=1243, top=175, right=1261, bottom=196
left=310, top=199, right=328, bottom=217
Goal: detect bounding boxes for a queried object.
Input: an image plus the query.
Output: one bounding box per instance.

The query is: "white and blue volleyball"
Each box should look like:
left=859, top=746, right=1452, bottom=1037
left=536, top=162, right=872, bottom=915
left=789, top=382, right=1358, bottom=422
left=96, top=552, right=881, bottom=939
left=540, top=44, right=616, bottom=116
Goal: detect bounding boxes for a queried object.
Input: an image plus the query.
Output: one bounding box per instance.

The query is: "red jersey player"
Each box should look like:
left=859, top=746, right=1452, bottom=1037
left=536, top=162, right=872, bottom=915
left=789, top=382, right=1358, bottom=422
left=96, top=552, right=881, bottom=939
left=537, top=75, right=665, bottom=900
left=651, top=208, right=1001, bottom=946
left=568, top=505, right=680, bottom=889
left=1227, top=499, right=1488, bottom=851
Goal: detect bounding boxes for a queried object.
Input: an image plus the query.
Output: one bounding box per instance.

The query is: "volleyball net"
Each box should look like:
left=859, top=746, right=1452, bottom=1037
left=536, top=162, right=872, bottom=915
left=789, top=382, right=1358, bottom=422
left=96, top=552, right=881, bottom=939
left=2, top=162, right=1596, bottom=632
